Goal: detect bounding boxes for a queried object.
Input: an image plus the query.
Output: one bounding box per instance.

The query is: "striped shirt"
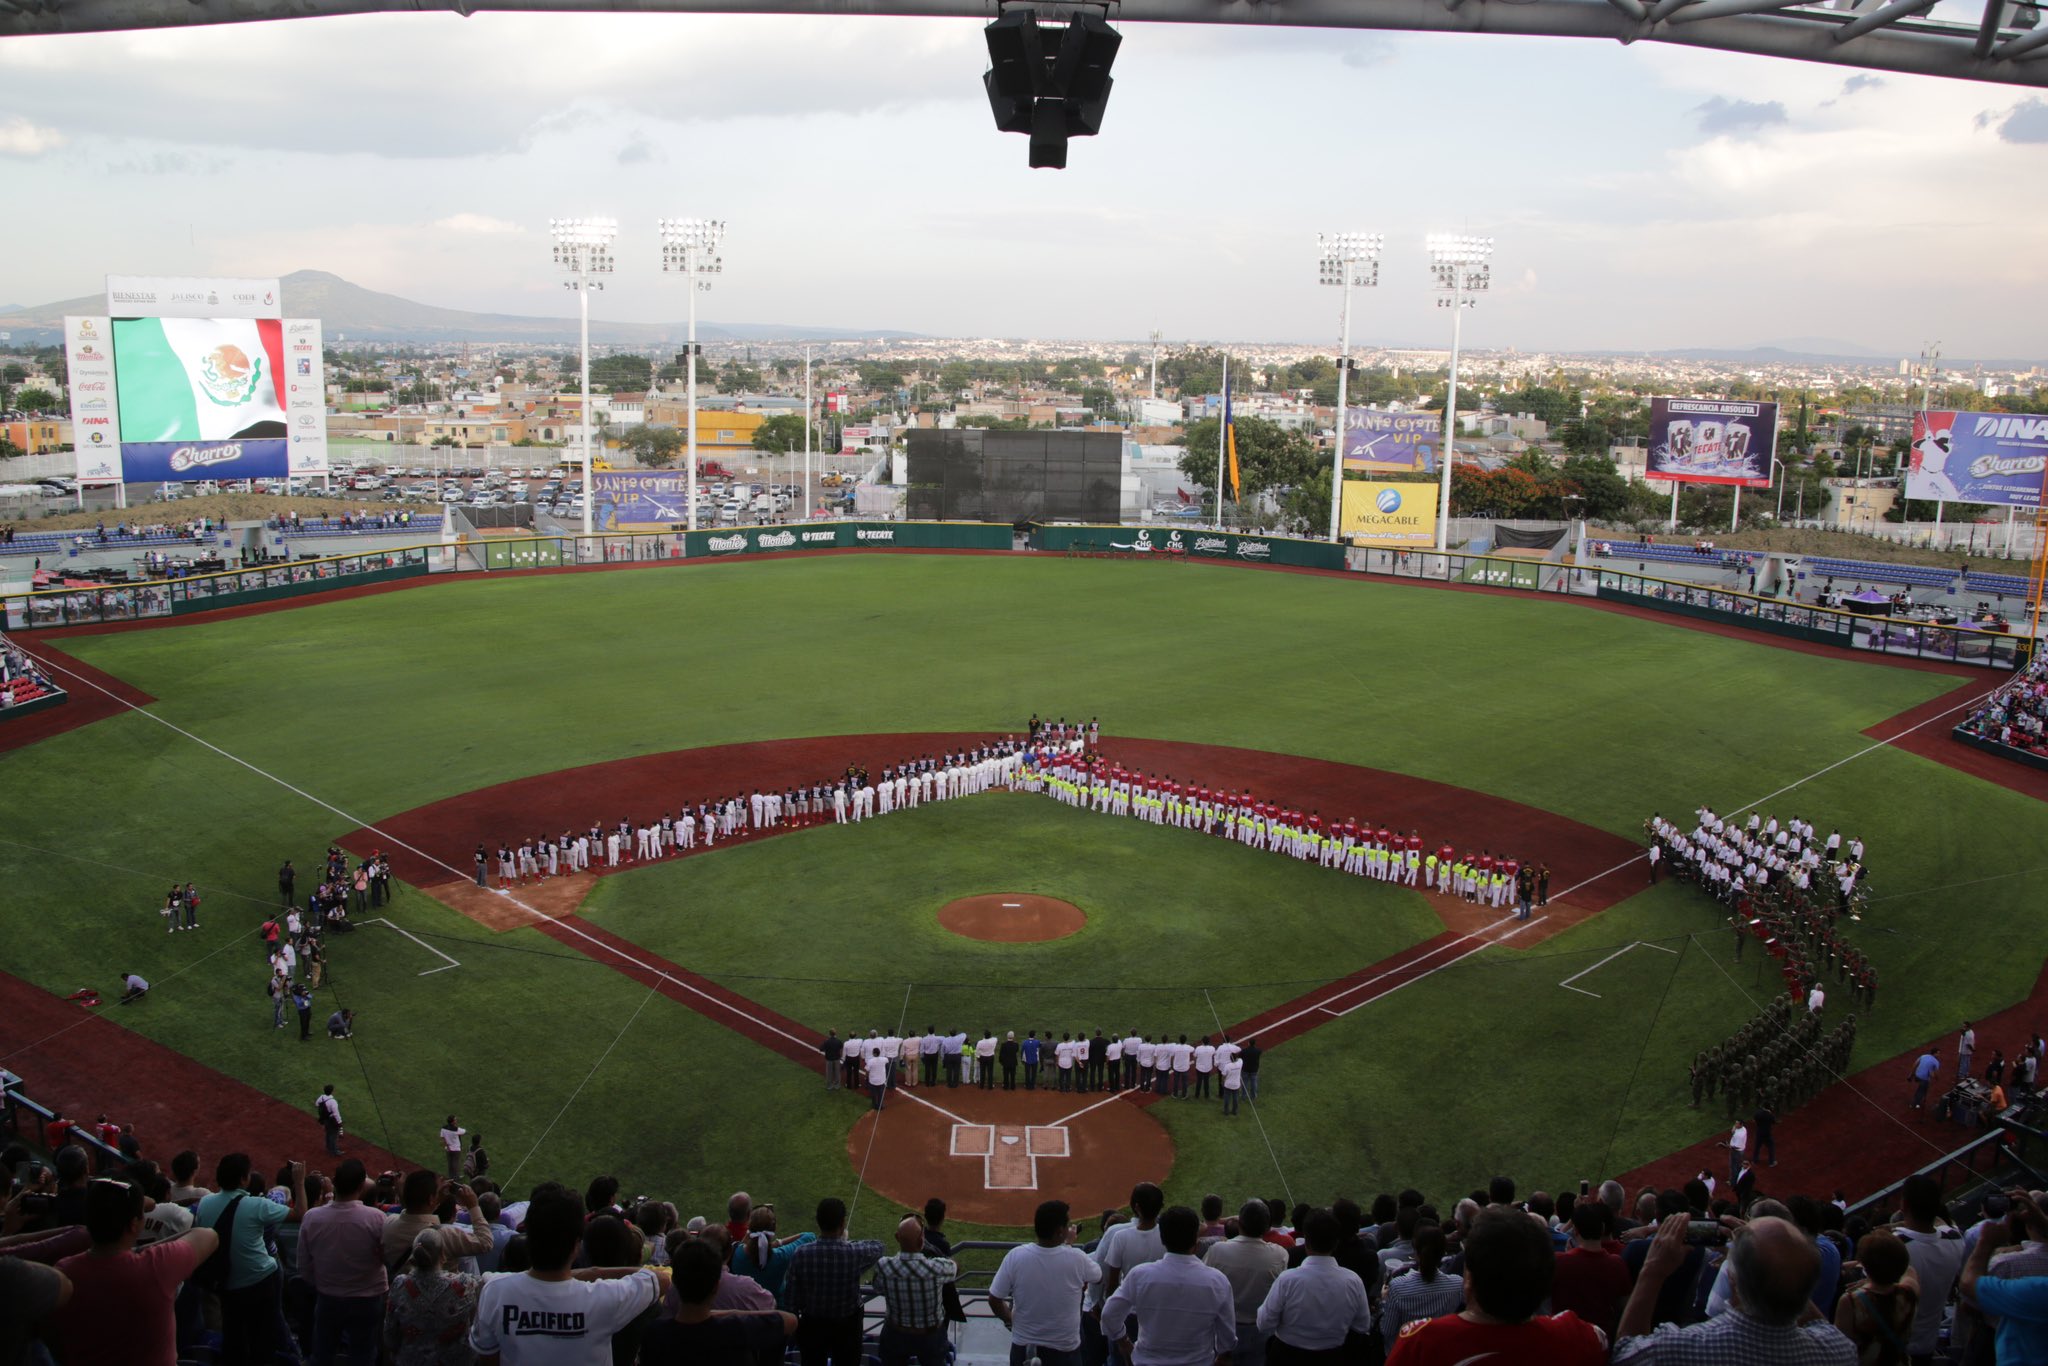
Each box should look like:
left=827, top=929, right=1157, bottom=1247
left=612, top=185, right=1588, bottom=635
left=1378, top=1267, right=1465, bottom=1343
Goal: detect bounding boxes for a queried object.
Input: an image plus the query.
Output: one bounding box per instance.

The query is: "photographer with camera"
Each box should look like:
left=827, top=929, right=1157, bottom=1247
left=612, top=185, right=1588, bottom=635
left=380, top=1172, right=495, bottom=1270
left=1612, top=1212, right=1855, bottom=1363
left=1960, top=1187, right=2048, bottom=1365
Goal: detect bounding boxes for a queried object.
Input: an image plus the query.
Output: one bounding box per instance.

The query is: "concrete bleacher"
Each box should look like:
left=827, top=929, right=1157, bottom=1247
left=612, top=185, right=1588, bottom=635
left=1593, top=541, right=1756, bottom=568
left=276, top=515, right=440, bottom=539
left=0, top=528, right=215, bottom=557
left=1804, top=556, right=1958, bottom=591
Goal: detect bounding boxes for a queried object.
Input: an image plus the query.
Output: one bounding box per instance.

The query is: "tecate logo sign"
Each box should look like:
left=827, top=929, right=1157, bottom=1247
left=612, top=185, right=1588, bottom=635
left=168, top=443, right=245, bottom=472
left=801, top=530, right=837, bottom=543
left=758, top=530, right=796, bottom=549
left=856, top=528, right=895, bottom=541
left=707, top=534, right=747, bottom=553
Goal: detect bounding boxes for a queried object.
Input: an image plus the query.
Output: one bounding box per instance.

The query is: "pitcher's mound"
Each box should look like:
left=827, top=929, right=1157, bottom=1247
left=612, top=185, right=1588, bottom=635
left=940, top=894, right=1086, bottom=943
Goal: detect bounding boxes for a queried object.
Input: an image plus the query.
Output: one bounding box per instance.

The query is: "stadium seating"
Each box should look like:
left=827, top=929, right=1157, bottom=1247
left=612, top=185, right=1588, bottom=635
left=278, top=515, right=441, bottom=538
left=1964, top=571, right=2032, bottom=598
left=1802, top=557, right=1957, bottom=590
left=1591, top=541, right=1757, bottom=569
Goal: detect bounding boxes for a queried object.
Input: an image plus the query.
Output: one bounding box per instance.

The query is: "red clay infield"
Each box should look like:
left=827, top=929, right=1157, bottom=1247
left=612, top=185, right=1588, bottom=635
left=846, top=1088, right=1174, bottom=1225
left=940, top=894, right=1087, bottom=943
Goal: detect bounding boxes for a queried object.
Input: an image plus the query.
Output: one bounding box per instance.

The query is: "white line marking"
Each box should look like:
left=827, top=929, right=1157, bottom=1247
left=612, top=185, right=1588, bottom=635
left=361, top=918, right=461, bottom=976
left=1557, top=942, right=1639, bottom=991
left=1326, top=917, right=1548, bottom=1017
left=1561, top=983, right=1603, bottom=998
left=1002, top=902, right=1021, bottom=908
left=1051, top=1090, right=1131, bottom=1127
left=1263, top=913, right=1519, bottom=1036
left=898, top=1088, right=972, bottom=1126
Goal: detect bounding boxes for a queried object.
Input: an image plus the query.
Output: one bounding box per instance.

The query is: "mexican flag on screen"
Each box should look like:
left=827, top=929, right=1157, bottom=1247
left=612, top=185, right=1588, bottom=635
left=113, top=316, right=288, bottom=442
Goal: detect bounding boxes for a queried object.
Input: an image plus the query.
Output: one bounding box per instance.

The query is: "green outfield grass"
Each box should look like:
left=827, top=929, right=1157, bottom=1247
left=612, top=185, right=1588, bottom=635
left=1, top=554, right=2036, bottom=1230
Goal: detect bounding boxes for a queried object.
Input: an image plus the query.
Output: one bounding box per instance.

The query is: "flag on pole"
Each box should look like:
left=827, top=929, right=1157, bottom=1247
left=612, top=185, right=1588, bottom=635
left=1223, top=362, right=1241, bottom=502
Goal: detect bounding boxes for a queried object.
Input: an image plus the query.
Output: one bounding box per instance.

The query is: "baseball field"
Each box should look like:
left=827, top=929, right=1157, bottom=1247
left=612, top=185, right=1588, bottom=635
left=1, top=551, right=2039, bottom=1236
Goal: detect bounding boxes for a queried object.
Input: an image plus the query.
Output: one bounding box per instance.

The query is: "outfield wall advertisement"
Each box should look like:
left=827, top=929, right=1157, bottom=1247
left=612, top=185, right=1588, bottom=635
left=1339, top=481, right=1438, bottom=545
left=66, top=316, right=123, bottom=485
left=1029, top=523, right=1345, bottom=569
left=1645, top=398, right=1777, bottom=488
left=1341, top=411, right=1439, bottom=475
left=1907, top=411, right=2048, bottom=508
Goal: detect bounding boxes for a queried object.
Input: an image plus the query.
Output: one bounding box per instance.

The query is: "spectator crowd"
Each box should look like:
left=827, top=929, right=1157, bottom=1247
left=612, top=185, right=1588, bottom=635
left=1958, top=652, right=2048, bottom=760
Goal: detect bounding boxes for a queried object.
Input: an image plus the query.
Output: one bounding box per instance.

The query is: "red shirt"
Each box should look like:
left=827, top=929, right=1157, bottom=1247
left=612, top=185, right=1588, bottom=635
left=1504, top=861, right=1520, bottom=879
left=1377, top=827, right=1391, bottom=844
left=47, top=1119, right=73, bottom=1149
left=1385, top=1311, right=1607, bottom=1366
left=1547, top=1248, right=1632, bottom=1338
left=57, top=1237, right=204, bottom=1366
left=1308, top=815, right=1322, bottom=831
left=1478, top=856, right=1495, bottom=873
left=1407, top=835, right=1423, bottom=851
left=1438, top=845, right=1454, bottom=862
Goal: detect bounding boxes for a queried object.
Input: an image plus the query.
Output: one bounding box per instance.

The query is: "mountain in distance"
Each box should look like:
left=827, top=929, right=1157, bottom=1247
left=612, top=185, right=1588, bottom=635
left=0, top=270, right=926, bottom=346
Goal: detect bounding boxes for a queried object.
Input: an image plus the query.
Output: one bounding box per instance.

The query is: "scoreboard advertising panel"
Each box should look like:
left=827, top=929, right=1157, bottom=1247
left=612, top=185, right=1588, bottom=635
left=71, top=276, right=327, bottom=485
left=1645, top=398, right=1778, bottom=488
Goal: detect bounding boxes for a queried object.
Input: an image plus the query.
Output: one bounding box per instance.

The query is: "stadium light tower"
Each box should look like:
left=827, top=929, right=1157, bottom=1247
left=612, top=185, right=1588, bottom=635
left=1317, top=232, right=1382, bottom=543
left=550, top=217, right=616, bottom=537
left=1425, top=233, right=1493, bottom=554
left=658, top=217, right=726, bottom=533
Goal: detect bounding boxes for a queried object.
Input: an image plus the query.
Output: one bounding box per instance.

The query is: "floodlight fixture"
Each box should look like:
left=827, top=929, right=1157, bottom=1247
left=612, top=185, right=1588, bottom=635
left=550, top=215, right=618, bottom=536
left=657, top=216, right=731, bottom=532
left=1317, top=232, right=1383, bottom=542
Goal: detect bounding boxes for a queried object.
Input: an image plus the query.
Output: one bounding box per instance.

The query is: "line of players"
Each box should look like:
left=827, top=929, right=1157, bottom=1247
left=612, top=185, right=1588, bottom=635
left=476, top=737, right=1050, bottom=887
left=1018, top=746, right=1551, bottom=912
left=1646, top=807, right=1868, bottom=915
left=830, top=1025, right=1260, bottom=1101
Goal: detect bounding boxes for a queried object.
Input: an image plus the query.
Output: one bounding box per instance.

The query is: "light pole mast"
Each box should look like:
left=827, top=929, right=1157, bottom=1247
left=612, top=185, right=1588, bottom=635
left=658, top=217, right=726, bottom=533
left=1425, top=234, right=1493, bottom=555
left=1149, top=330, right=1162, bottom=399
left=550, top=217, right=616, bottom=537
left=1318, top=233, right=1382, bottom=543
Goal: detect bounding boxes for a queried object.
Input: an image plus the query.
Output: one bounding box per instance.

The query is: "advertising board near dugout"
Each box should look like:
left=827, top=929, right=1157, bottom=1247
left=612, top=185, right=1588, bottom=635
left=1907, top=411, right=2048, bottom=509
left=1645, top=398, right=1777, bottom=488
left=1339, top=481, right=1438, bottom=545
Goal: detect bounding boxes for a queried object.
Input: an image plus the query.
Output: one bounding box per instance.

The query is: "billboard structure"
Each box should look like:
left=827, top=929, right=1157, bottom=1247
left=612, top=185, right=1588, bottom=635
left=1907, top=411, right=2048, bottom=508
left=904, top=429, right=1123, bottom=523
left=1645, top=398, right=1777, bottom=488
left=1339, top=480, right=1438, bottom=545
left=69, top=275, right=328, bottom=488
left=1341, top=410, right=1439, bottom=475
left=592, top=471, right=691, bottom=529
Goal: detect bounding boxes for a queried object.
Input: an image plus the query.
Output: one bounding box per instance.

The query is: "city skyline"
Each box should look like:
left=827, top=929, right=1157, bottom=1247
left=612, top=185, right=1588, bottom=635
left=1, top=10, right=2043, bottom=357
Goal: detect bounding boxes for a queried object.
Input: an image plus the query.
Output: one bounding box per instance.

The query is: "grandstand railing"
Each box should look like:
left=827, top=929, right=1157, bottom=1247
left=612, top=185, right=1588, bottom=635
left=0, top=546, right=431, bottom=631
left=1591, top=567, right=2032, bottom=671
left=1, top=1074, right=136, bottom=1176
left=1846, top=1118, right=2044, bottom=1222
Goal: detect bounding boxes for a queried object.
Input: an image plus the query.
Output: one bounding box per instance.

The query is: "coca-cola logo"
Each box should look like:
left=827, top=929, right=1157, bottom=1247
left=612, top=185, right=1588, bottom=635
left=167, top=443, right=245, bottom=472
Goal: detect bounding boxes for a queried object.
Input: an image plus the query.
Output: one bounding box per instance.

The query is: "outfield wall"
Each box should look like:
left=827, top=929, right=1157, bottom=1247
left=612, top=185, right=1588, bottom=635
left=0, top=521, right=2030, bottom=675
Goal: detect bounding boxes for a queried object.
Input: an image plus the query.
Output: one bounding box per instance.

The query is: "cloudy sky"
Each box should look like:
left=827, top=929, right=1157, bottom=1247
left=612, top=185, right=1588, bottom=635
left=1, top=8, right=2043, bottom=356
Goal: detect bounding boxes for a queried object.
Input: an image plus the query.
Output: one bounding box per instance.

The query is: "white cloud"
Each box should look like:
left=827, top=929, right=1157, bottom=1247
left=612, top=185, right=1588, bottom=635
left=0, top=116, right=64, bottom=157
left=431, top=214, right=525, bottom=236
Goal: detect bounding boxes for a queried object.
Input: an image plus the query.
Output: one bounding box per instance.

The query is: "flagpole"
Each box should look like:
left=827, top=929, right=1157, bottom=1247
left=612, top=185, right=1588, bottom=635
left=1216, top=354, right=1228, bottom=530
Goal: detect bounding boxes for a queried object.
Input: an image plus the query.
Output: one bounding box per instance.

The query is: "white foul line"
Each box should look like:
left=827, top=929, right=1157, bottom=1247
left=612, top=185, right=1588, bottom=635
left=1051, top=1090, right=1134, bottom=1128
left=1325, top=915, right=1549, bottom=1017
left=361, top=918, right=462, bottom=976
left=1259, top=913, right=1519, bottom=1038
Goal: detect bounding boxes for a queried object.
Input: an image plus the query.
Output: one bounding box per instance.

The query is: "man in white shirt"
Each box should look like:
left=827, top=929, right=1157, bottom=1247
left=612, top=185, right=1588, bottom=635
left=439, top=1116, right=467, bottom=1179
left=1103, top=1206, right=1234, bottom=1366
left=989, top=1200, right=1102, bottom=1366
left=1122, top=1033, right=1144, bottom=1090
left=470, top=1184, right=663, bottom=1364
left=1257, top=1210, right=1371, bottom=1356
left=1055, top=1036, right=1077, bottom=1092
left=865, top=1050, right=891, bottom=1112
left=1894, top=1174, right=1967, bottom=1361
left=976, top=1033, right=999, bottom=1090
left=1220, top=1057, right=1245, bottom=1116
left=1099, top=1183, right=1167, bottom=1305
left=1205, top=1201, right=1287, bottom=1366
left=1726, top=1121, right=1748, bottom=1186
left=1192, top=1039, right=1217, bottom=1100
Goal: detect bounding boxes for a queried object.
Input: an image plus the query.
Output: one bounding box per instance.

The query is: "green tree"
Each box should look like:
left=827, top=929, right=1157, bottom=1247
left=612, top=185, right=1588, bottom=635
left=857, top=362, right=906, bottom=391
left=1174, top=415, right=1319, bottom=499
left=1558, top=454, right=1630, bottom=520
left=957, top=415, right=1030, bottom=431
left=1, top=363, right=28, bottom=386
left=751, top=412, right=816, bottom=453
left=937, top=362, right=976, bottom=393
left=621, top=425, right=685, bottom=468
left=1158, top=348, right=1228, bottom=399
left=1503, top=386, right=1578, bottom=428
left=0, top=434, right=22, bottom=460
left=13, top=386, right=59, bottom=413
left=1079, top=386, right=1120, bottom=420
left=588, top=355, right=653, bottom=391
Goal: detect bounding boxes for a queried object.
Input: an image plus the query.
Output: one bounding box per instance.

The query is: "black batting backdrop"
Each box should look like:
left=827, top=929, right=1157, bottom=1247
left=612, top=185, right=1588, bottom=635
left=905, top=429, right=1124, bottom=523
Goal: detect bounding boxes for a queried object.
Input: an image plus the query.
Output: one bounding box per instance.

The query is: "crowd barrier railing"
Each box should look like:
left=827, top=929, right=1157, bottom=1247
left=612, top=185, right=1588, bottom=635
left=1, top=547, right=432, bottom=631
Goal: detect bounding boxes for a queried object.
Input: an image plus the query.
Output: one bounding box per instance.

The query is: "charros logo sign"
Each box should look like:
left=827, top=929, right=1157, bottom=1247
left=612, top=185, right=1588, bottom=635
left=167, top=443, right=246, bottom=472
